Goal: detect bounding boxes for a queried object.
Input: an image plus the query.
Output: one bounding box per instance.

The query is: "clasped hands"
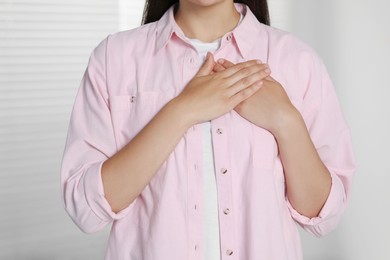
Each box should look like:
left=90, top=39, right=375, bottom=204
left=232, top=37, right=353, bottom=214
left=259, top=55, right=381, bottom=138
left=175, top=52, right=298, bottom=136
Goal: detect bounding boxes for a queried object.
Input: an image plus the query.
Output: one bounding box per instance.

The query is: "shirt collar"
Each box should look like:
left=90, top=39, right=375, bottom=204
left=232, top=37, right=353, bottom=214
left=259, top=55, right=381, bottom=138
left=155, top=3, right=268, bottom=59
left=154, top=3, right=181, bottom=52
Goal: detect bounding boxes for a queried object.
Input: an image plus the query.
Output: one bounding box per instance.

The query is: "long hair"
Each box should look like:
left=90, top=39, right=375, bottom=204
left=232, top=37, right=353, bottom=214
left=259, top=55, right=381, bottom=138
left=141, top=0, right=270, bottom=26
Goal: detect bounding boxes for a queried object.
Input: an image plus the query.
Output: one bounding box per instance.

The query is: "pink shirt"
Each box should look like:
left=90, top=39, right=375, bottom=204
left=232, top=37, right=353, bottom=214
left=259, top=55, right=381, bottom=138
left=61, top=3, right=355, bottom=260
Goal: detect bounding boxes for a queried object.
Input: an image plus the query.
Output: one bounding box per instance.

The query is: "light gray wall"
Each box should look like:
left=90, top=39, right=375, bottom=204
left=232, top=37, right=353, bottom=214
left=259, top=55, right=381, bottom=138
left=286, top=0, right=390, bottom=259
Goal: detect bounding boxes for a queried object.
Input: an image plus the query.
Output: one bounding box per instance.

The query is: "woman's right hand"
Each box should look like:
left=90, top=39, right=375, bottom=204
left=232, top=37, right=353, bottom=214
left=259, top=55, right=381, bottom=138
left=173, top=52, right=271, bottom=126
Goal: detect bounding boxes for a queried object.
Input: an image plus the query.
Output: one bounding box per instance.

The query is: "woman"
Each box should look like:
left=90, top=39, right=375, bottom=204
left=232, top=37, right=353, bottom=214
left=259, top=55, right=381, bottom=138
left=61, top=0, right=355, bottom=259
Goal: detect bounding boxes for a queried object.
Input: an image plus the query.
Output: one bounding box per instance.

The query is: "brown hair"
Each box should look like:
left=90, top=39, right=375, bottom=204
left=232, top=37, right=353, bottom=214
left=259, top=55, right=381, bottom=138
left=141, top=0, right=270, bottom=26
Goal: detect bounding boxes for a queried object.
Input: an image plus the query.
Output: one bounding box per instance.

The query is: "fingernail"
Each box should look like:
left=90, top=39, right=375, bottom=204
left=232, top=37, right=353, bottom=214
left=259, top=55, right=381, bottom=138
left=206, top=52, right=210, bottom=59
left=218, top=58, right=225, bottom=64
left=265, top=68, right=271, bottom=73
left=256, top=59, right=262, bottom=64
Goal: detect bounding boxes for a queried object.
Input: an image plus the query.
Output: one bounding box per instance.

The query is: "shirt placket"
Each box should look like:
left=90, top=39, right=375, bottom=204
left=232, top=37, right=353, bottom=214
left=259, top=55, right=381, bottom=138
left=211, top=116, right=238, bottom=260
left=208, top=32, right=238, bottom=260
left=182, top=47, right=206, bottom=260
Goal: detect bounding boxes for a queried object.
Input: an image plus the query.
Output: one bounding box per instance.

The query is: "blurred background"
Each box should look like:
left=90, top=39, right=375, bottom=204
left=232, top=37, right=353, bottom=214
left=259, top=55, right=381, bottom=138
left=0, top=0, right=389, bottom=259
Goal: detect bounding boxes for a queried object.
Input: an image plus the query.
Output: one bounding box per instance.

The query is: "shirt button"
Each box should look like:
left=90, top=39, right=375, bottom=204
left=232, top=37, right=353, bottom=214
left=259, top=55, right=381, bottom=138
left=223, top=208, right=230, bottom=215
left=226, top=249, right=234, bottom=256
left=194, top=204, right=197, bottom=210
left=195, top=244, right=198, bottom=251
left=216, top=128, right=223, bottom=134
left=130, top=96, right=136, bottom=103
left=189, top=57, right=195, bottom=63
left=226, top=34, right=232, bottom=41
left=220, top=168, right=228, bottom=174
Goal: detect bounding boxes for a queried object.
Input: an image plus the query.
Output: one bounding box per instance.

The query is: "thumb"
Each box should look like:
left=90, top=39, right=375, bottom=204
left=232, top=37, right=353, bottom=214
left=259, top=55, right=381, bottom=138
left=196, top=52, right=215, bottom=77
left=266, top=75, right=276, bottom=82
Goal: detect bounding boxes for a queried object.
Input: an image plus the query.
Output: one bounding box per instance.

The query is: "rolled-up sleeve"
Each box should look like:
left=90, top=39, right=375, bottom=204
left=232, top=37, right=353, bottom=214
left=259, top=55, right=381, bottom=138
left=60, top=36, right=134, bottom=234
left=286, top=48, right=356, bottom=237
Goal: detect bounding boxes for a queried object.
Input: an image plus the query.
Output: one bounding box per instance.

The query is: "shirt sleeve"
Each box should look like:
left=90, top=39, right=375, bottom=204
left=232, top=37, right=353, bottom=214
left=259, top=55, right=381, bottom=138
left=60, top=36, right=136, bottom=234
left=285, top=48, right=356, bottom=237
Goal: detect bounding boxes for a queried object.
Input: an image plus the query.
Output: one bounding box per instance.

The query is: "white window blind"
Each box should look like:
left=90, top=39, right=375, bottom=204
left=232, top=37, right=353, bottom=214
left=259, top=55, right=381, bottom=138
left=0, top=0, right=144, bottom=259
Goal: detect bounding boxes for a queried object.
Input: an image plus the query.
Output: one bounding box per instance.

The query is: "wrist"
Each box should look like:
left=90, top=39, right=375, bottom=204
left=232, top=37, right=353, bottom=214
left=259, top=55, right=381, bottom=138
left=271, top=107, right=305, bottom=140
left=165, top=96, right=195, bottom=129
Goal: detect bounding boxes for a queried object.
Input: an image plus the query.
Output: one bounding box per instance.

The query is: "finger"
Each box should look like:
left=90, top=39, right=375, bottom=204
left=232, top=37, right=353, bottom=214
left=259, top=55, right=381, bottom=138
left=196, top=52, right=215, bottom=77
left=266, top=75, right=276, bottom=82
left=226, top=64, right=270, bottom=94
left=217, top=58, right=235, bottom=69
left=218, top=59, right=262, bottom=78
left=230, top=82, right=262, bottom=107
left=213, top=58, right=236, bottom=72
left=213, top=63, right=226, bottom=72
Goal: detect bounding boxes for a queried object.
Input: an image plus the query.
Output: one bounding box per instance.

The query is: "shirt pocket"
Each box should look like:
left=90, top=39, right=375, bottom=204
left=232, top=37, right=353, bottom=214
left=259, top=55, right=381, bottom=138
left=109, top=91, right=162, bottom=150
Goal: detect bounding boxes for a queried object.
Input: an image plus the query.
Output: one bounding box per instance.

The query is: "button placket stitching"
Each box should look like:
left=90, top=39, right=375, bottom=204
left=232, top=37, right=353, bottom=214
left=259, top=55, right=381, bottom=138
left=211, top=119, right=237, bottom=259
left=183, top=47, right=205, bottom=259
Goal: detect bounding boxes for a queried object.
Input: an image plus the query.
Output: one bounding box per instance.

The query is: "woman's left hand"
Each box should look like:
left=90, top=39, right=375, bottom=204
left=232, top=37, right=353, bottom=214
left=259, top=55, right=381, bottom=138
left=213, top=58, right=299, bottom=136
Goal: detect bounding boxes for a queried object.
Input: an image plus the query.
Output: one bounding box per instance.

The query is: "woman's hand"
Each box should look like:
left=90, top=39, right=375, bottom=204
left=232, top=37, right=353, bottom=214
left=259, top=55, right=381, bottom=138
left=213, top=58, right=299, bottom=136
left=173, top=52, right=271, bottom=126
